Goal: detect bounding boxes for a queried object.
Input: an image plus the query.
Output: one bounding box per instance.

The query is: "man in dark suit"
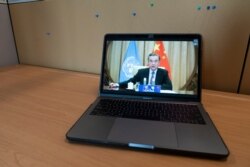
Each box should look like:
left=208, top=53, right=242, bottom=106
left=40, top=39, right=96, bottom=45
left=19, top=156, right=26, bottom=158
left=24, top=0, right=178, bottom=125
left=112, top=53, right=172, bottom=90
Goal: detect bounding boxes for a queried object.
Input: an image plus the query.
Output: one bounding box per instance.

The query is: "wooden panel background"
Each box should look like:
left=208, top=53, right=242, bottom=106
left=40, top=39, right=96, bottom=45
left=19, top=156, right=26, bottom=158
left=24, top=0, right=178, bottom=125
left=9, top=0, right=250, bottom=93
left=239, top=38, right=250, bottom=95
left=0, top=4, right=18, bottom=67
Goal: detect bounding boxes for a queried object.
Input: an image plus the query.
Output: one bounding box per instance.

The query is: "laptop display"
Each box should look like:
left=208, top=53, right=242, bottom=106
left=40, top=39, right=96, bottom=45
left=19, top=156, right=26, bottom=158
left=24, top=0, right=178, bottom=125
left=66, top=34, right=229, bottom=158
left=100, top=34, right=201, bottom=100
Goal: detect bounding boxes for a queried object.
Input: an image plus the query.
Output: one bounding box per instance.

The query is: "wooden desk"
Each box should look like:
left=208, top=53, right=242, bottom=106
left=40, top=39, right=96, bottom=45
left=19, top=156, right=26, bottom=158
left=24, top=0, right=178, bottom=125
left=1, top=65, right=250, bottom=167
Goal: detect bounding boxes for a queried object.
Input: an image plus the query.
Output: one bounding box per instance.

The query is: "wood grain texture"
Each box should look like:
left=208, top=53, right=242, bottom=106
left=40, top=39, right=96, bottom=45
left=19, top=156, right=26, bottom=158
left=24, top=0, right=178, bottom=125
left=0, top=65, right=250, bottom=167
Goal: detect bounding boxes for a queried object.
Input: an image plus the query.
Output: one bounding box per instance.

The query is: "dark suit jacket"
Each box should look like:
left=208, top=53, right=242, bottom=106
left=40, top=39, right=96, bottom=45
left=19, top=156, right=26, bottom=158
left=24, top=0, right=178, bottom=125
left=119, top=68, right=172, bottom=90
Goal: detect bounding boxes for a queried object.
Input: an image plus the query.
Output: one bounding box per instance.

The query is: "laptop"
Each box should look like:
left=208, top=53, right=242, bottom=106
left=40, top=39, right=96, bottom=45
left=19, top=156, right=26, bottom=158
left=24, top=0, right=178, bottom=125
left=66, top=34, right=229, bottom=158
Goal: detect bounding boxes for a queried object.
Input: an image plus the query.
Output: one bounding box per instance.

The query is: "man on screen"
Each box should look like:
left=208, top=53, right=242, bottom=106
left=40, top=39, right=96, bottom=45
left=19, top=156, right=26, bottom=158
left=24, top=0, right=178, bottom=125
left=110, top=53, right=172, bottom=90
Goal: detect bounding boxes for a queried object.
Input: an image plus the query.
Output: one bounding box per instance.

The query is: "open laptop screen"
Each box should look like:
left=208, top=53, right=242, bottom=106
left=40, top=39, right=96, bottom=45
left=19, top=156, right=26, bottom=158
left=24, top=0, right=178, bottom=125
left=100, top=34, right=201, bottom=100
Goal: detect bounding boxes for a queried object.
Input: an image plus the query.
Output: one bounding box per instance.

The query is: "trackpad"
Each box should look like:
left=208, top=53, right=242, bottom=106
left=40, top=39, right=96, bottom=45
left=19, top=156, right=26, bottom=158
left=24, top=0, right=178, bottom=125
left=107, top=118, right=178, bottom=148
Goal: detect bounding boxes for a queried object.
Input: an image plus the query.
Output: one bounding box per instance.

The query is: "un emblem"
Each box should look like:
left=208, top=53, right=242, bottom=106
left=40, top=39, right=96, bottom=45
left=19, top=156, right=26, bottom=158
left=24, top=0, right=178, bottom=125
left=122, top=57, right=140, bottom=78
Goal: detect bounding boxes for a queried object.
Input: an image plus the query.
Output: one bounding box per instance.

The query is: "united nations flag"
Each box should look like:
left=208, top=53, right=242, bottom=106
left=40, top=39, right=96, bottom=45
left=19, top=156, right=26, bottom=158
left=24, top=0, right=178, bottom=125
left=119, top=41, right=142, bottom=82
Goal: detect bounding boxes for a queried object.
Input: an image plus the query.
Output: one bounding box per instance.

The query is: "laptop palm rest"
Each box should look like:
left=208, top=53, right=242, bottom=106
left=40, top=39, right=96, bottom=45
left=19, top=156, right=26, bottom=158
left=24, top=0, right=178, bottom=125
left=107, top=118, right=178, bottom=148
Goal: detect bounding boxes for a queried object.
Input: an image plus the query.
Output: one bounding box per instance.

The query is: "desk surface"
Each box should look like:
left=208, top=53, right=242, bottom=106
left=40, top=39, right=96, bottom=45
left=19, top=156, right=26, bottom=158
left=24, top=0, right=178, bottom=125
left=1, top=65, right=250, bottom=167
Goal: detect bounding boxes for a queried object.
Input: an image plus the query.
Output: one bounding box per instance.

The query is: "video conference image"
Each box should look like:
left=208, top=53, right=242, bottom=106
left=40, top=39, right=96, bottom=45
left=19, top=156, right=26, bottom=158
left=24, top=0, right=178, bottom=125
left=103, top=40, right=199, bottom=95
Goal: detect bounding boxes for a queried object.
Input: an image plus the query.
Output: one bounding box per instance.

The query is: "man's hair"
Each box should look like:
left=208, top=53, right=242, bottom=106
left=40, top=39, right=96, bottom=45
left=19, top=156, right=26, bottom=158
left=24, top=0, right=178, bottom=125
left=148, top=53, right=160, bottom=61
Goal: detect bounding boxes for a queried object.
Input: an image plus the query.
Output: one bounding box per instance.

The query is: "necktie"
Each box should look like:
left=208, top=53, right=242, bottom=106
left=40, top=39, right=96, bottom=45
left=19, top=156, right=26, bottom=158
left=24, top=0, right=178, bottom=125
left=150, top=71, right=155, bottom=85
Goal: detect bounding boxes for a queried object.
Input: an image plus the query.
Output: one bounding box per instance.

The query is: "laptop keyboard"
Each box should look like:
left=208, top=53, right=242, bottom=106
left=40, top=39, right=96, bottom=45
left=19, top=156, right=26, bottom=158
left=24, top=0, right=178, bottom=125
left=90, top=99, right=206, bottom=124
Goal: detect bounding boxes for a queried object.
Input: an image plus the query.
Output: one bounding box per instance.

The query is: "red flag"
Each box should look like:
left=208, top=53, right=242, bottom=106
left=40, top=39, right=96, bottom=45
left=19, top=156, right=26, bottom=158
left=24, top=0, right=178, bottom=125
left=153, top=41, right=172, bottom=80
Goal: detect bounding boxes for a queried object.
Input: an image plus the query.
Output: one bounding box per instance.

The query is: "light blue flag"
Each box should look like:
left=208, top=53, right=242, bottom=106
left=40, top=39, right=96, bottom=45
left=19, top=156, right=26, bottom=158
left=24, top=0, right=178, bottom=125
left=119, top=41, right=141, bottom=82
